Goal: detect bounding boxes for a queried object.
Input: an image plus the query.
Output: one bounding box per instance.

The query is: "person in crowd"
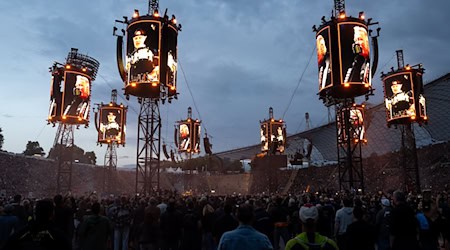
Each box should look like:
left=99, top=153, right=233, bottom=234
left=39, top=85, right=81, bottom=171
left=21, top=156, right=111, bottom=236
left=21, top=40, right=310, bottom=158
left=181, top=198, right=202, bottom=250
left=253, top=198, right=274, bottom=245
left=317, top=197, right=335, bottom=238
left=389, top=190, right=420, bottom=250
left=285, top=203, right=338, bottom=250
left=346, top=205, right=376, bottom=250
left=109, top=196, right=132, bottom=250
left=334, top=197, right=354, bottom=250
left=375, top=197, right=393, bottom=250
left=11, top=194, right=27, bottom=228
left=78, top=202, right=111, bottom=250
left=269, top=196, right=290, bottom=250
left=0, top=204, right=19, bottom=248
left=218, top=203, right=273, bottom=250
left=54, top=194, right=74, bottom=241
left=4, top=199, right=71, bottom=250
left=213, top=202, right=238, bottom=245
left=160, top=198, right=182, bottom=250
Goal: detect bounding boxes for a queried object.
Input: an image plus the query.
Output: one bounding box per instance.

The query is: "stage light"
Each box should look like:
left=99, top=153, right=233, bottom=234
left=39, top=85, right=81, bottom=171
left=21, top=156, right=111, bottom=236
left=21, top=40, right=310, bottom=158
left=271, top=119, right=274, bottom=122
left=65, top=64, right=71, bottom=69
left=405, top=64, right=411, bottom=70
left=339, top=11, right=346, bottom=19
left=62, top=115, right=67, bottom=120
left=107, top=139, right=111, bottom=143
left=78, top=117, right=82, bottom=121
left=133, top=9, right=139, bottom=18
left=153, top=9, right=159, bottom=17
left=109, top=102, right=113, bottom=106
left=170, top=86, right=176, bottom=90
left=411, top=115, right=416, bottom=120
left=82, top=68, right=87, bottom=72
left=344, top=83, right=350, bottom=87
left=424, top=116, right=428, bottom=120
left=151, top=82, right=157, bottom=87
left=131, top=83, right=136, bottom=87
left=359, top=11, right=365, bottom=20
left=364, top=83, right=370, bottom=88
left=171, top=15, right=177, bottom=24
left=187, top=118, right=191, bottom=122
left=279, top=119, right=283, bottom=122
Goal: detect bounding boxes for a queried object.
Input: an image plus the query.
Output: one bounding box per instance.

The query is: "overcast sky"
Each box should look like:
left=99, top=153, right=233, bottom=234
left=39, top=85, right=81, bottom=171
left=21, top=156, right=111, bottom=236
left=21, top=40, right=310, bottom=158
left=0, top=0, right=449, bottom=168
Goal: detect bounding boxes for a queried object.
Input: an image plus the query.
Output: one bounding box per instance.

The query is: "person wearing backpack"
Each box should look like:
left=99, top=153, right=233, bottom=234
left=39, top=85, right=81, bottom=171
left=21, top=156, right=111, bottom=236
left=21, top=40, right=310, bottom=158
left=285, top=204, right=338, bottom=250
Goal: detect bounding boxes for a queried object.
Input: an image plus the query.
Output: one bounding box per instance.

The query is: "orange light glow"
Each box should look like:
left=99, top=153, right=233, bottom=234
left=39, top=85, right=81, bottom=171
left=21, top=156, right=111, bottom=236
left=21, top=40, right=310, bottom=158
left=172, top=19, right=177, bottom=24
left=187, top=118, right=191, bottom=122
left=65, top=65, right=71, bottom=69
left=82, top=68, right=87, bottom=72
left=279, top=119, right=283, bottom=122
left=131, top=83, right=137, bottom=87
left=107, top=139, right=111, bottom=143
left=360, top=15, right=365, bottom=20
left=48, top=116, right=52, bottom=120
left=78, top=117, right=82, bottom=121
left=339, top=12, right=346, bottom=19
left=133, top=10, right=139, bottom=18
left=62, top=116, right=67, bottom=120
left=151, top=82, right=158, bottom=87
left=362, top=104, right=365, bottom=108
left=271, top=119, right=274, bottom=122
left=424, top=116, right=428, bottom=120
left=170, top=86, right=176, bottom=90
left=364, top=139, right=368, bottom=143
left=411, top=116, right=416, bottom=120
left=153, top=10, right=159, bottom=17
left=405, top=66, right=411, bottom=70
left=109, top=103, right=113, bottom=106
left=364, top=83, right=370, bottom=87
left=344, top=83, right=350, bottom=87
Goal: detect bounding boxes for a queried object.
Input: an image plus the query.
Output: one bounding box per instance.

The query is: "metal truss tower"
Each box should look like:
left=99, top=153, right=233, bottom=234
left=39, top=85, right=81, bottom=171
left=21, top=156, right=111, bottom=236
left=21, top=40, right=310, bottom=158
left=336, top=99, right=364, bottom=192
left=54, top=123, right=74, bottom=194
left=400, top=124, right=420, bottom=193
left=103, top=89, right=119, bottom=193
left=104, top=142, right=117, bottom=193
left=136, top=98, right=161, bottom=194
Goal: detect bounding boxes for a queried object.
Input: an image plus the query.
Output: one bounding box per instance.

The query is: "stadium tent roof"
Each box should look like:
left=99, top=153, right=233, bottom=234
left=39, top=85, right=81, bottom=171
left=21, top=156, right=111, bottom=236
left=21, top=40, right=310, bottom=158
left=215, top=73, right=450, bottom=162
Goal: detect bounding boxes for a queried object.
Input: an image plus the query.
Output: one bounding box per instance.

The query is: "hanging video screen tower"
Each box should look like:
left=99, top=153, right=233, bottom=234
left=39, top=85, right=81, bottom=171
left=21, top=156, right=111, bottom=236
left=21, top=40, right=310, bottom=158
left=115, top=8, right=181, bottom=100
left=314, top=8, right=379, bottom=102
left=47, top=48, right=100, bottom=126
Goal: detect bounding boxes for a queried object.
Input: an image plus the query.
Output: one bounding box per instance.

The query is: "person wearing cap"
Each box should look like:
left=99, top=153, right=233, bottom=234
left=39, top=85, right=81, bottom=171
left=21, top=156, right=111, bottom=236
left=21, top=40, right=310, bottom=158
left=385, top=79, right=415, bottom=119
left=218, top=204, right=273, bottom=250
left=127, top=28, right=159, bottom=84
left=285, top=204, right=338, bottom=250
left=375, top=197, right=392, bottom=250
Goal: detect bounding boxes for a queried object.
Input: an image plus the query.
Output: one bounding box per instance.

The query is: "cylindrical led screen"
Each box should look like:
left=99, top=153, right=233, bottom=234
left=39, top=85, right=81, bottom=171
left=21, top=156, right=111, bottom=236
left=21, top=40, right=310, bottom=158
left=317, top=26, right=333, bottom=92
left=126, top=19, right=161, bottom=96
left=61, top=71, right=91, bottom=124
left=98, top=106, right=126, bottom=144
left=383, top=72, right=416, bottom=123
left=338, top=22, right=371, bottom=87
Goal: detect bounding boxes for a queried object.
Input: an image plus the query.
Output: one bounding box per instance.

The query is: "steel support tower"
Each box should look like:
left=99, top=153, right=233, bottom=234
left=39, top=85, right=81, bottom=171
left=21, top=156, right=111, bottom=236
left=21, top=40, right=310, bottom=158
left=136, top=98, right=161, bottom=194
left=396, top=50, right=421, bottom=193
left=103, top=89, right=119, bottom=193
left=54, top=123, right=74, bottom=194
left=104, top=142, right=117, bottom=193
left=336, top=99, right=364, bottom=192
left=400, top=124, right=420, bottom=193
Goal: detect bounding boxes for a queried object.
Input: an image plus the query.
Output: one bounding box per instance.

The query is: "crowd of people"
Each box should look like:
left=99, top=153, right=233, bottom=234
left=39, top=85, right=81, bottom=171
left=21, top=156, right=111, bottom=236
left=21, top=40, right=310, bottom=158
left=0, top=189, right=449, bottom=250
